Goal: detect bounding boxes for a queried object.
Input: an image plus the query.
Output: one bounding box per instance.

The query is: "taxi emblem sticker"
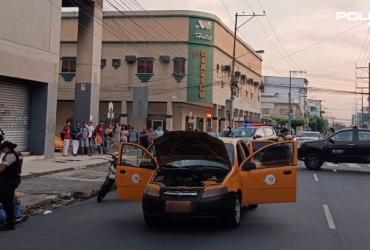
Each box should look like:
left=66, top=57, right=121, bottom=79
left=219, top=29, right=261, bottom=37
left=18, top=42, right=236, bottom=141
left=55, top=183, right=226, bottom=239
left=264, top=174, right=276, bottom=185
left=131, top=174, right=141, bottom=184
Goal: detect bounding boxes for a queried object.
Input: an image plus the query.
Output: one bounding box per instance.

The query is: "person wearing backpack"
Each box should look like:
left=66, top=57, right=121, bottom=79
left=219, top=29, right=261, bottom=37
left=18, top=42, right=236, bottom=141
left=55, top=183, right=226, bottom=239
left=0, top=141, right=23, bottom=231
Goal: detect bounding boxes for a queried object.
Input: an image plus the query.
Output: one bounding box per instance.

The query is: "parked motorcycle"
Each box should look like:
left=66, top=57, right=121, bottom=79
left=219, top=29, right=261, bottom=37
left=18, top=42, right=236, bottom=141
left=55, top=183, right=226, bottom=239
left=97, top=154, right=118, bottom=202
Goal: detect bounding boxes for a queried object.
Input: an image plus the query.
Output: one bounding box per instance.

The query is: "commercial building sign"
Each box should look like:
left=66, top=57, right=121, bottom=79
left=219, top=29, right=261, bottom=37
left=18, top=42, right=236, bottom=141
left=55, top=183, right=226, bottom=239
left=188, top=17, right=214, bottom=104
left=189, top=18, right=214, bottom=45
left=194, top=20, right=213, bottom=41
left=199, top=50, right=207, bottom=98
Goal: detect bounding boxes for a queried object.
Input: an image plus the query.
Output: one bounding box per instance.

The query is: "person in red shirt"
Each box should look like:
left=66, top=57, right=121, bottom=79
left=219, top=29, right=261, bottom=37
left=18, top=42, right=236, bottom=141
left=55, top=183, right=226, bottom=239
left=61, top=119, right=72, bottom=157
left=94, top=122, right=106, bottom=154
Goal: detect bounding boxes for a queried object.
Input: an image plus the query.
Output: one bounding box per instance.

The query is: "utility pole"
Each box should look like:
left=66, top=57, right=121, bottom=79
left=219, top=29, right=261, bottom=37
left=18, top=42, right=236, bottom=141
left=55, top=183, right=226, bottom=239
left=229, top=12, right=265, bottom=128
left=288, top=70, right=306, bottom=133
left=355, top=63, right=370, bottom=127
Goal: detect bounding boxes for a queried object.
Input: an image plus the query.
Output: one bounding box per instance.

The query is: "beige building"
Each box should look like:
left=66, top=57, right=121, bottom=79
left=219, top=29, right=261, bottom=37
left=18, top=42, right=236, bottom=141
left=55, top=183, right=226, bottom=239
left=57, top=10, right=263, bottom=132
left=0, top=0, right=62, bottom=157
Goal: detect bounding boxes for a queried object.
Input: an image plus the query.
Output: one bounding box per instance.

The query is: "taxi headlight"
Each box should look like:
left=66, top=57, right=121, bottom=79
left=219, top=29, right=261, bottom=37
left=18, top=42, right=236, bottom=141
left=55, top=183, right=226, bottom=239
left=202, top=187, right=228, bottom=199
left=144, top=186, right=160, bottom=198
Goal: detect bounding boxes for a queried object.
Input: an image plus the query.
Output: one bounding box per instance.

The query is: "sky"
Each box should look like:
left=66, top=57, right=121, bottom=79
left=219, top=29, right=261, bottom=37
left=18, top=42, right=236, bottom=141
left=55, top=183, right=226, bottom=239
left=98, top=0, right=370, bottom=124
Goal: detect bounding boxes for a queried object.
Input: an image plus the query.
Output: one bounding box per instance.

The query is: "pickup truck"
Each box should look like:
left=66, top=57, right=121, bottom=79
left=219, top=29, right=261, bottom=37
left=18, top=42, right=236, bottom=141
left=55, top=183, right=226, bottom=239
left=298, top=127, right=370, bottom=170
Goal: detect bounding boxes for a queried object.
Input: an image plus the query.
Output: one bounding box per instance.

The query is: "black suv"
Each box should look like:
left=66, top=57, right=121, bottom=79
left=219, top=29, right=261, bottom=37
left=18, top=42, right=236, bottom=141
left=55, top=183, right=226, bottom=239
left=298, top=127, right=370, bottom=170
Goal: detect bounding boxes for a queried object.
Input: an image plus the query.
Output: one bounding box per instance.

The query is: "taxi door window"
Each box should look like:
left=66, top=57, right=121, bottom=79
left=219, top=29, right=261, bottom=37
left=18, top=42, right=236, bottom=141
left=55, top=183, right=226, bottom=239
left=240, top=141, right=250, bottom=158
left=253, top=143, right=294, bottom=168
left=237, top=143, right=246, bottom=165
left=121, top=144, right=156, bottom=169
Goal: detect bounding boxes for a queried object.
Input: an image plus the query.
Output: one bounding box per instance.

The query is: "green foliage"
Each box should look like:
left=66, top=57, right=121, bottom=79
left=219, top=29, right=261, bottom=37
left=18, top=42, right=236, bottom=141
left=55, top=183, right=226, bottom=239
left=308, top=117, right=329, bottom=132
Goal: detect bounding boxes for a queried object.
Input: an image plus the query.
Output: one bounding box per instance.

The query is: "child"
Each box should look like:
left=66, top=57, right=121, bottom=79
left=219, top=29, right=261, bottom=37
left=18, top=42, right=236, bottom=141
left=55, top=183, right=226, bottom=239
left=0, top=193, right=28, bottom=224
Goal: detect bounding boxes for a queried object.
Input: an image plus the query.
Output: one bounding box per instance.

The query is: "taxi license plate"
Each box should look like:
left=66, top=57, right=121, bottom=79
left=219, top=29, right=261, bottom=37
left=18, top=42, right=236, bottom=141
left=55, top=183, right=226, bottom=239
left=165, top=201, right=192, bottom=213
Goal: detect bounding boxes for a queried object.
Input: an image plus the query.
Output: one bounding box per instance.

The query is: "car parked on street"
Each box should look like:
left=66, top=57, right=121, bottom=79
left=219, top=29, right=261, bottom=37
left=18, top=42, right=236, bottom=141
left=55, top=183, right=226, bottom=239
left=219, top=126, right=277, bottom=142
left=299, top=127, right=370, bottom=170
left=116, top=131, right=297, bottom=228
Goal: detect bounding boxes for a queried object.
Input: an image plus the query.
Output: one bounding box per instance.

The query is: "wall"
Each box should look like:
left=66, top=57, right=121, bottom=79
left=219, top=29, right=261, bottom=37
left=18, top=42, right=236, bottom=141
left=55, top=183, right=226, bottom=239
left=0, top=0, right=61, bottom=85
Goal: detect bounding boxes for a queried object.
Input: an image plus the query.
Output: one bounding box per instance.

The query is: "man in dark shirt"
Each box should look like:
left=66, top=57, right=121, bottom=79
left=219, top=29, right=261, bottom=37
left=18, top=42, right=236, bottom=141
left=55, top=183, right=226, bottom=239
left=0, top=141, right=22, bottom=231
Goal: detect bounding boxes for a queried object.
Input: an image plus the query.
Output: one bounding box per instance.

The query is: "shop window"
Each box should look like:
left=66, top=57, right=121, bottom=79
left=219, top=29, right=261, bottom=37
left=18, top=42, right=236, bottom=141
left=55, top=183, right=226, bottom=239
left=61, top=57, right=76, bottom=73
left=137, top=60, right=154, bottom=74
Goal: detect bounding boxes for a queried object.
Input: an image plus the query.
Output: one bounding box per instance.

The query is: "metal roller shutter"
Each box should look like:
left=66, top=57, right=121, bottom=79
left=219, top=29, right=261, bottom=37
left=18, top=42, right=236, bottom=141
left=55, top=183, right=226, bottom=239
left=0, top=82, right=31, bottom=151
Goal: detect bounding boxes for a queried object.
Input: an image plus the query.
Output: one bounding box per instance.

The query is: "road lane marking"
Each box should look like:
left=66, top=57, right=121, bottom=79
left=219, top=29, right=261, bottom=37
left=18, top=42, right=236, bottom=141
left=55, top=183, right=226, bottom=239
left=323, top=204, right=336, bottom=230
left=325, top=162, right=337, bottom=167
left=313, top=173, right=319, bottom=182
left=347, top=163, right=361, bottom=169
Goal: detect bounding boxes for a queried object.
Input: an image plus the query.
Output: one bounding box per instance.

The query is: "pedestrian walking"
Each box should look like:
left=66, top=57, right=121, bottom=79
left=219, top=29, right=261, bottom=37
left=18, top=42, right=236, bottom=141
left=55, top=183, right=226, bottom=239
left=81, top=122, right=90, bottom=156
left=72, top=121, right=82, bottom=156
left=61, top=119, right=72, bottom=157
left=0, top=141, right=22, bottom=231
left=128, top=126, right=139, bottom=143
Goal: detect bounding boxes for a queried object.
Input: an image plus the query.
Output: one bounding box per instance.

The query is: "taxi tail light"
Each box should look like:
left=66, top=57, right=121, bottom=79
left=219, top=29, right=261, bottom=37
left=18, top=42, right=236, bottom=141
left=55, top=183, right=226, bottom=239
left=144, top=186, right=160, bottom=198
left=202, top=187, right=228, bottom=199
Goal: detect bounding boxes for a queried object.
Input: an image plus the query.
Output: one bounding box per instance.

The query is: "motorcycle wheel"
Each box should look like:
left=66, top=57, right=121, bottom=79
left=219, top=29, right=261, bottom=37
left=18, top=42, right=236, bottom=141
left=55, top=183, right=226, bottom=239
left=97, top=178, right=115, bottom=202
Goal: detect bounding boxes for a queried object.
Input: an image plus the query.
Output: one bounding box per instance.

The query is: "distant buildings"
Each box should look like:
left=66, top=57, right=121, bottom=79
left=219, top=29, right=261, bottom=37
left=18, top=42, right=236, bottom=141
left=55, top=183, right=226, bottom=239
left=261, top=76, right=308, bottom=119
left=307, top=99, right=323, bottom=117
left=57, top=10, right=263, bottom=133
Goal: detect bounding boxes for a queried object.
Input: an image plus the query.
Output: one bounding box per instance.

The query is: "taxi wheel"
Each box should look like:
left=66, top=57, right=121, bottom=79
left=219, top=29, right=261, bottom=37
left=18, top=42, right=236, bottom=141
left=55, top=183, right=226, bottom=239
left=226, top=194, right=242, bottom=228
left=304, top=154, right=323, bottom=170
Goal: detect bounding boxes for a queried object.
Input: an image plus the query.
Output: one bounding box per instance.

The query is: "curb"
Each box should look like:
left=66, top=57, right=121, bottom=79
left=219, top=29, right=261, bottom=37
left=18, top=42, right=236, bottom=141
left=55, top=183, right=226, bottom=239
left=21, top=161, right=109, bottom=180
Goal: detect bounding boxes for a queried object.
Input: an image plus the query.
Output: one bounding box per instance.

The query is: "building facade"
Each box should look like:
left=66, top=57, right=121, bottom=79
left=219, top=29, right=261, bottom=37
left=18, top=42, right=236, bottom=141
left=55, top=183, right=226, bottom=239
left=0, top=0, right=62, bottom=156
left=307, top=99, right=322, bottom=117
left=261, top=76, right=308, bottom=119
left=57, top=10, right=263, bottom=133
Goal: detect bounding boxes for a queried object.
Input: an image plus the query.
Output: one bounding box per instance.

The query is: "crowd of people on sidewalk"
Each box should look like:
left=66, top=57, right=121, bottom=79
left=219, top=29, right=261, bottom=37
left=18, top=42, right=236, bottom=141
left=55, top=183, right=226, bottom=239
left=60, top=119, right=165, bottom=157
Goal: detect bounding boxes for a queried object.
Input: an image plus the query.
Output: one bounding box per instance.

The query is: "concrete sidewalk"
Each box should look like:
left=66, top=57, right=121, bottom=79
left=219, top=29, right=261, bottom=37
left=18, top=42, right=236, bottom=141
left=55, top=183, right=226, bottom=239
left=22, top=153, right=111, bottom=179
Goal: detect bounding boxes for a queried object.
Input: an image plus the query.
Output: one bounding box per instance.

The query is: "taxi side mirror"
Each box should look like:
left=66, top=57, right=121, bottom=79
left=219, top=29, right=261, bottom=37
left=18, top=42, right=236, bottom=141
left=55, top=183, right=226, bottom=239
left=242, top=162, right=257, bottom=171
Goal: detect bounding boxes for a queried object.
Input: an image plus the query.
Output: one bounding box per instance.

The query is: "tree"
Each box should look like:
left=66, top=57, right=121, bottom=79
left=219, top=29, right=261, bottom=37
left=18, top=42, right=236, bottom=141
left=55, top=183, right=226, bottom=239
left=308, top=117, right=329, bottom=132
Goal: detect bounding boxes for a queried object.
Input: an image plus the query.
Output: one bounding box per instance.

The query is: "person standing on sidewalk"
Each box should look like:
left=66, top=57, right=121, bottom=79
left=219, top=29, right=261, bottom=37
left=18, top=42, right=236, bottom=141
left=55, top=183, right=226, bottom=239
left=0, top=141, right=22, bottom=231
left=72, top=121, right=82, bottom=157
left=95, top=122, right=106, bottom=154
left=81, top=122, right=90, bottom=156
left=61, top=119, right=72, bottom=157
left=128, top=126, right=139, bottom=143
left=87, top=121, right=95, bottom=155
left=140, top=128, right=149, bottom=149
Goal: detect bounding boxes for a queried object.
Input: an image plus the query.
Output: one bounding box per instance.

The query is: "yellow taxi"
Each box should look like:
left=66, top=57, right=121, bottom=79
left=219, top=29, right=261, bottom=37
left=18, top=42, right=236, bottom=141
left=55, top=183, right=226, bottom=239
left=116, top=131, right=297, bottom=228
left=54, top=136, right=64, bottom=152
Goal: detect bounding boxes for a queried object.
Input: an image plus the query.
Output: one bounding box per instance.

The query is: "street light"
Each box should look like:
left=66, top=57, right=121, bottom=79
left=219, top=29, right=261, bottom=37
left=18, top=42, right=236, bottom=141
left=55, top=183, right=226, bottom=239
left=236, top=50, right=265, bottom=59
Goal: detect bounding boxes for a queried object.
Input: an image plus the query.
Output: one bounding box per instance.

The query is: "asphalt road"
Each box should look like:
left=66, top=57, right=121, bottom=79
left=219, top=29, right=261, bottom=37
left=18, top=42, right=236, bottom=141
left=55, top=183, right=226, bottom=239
left=1, top=164, right=370, bottom=250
